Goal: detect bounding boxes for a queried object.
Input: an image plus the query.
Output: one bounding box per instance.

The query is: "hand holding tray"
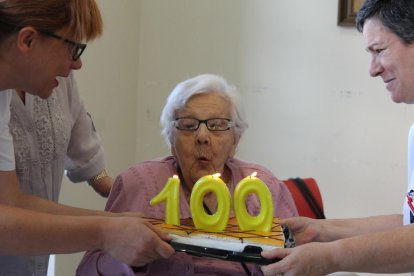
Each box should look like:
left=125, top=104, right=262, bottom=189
left=147, top=217, right=295, bottom=264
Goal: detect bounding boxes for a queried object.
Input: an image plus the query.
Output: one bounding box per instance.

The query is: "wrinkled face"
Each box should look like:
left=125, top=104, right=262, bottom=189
left=17, top=27, right=83, bottom=98
left=171, top=92, right=238, bottom=187
left=363, top=18, right=414, bottom=103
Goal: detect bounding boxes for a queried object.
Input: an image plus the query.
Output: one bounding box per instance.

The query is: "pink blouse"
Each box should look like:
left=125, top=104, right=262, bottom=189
left=77, top=156, right=298, bottom=276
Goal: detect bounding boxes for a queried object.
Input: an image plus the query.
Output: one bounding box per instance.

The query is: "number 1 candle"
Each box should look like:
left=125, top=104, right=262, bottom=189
left=190, top=173, right=231, bottom=231
left=150, top=175, right=180, bottom=225
left=233, top=172, right=274, bottom=232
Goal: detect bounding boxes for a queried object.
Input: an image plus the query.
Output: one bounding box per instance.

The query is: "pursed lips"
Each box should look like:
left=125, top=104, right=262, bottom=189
left=196, top=149, right=212, bottom=162
left=195, top=152, right=213, bottom=164
left=197, top=156, right=210, bottom=163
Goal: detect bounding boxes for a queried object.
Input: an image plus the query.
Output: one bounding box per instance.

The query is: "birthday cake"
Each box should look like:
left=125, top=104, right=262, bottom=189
left=147, top=217, right=294, bottom=264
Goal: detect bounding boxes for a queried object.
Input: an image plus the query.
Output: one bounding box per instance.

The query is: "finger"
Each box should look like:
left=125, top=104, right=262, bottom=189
left=279, top=217, right=294, bottom=226
left=154, top=240, right=175, bottom=258
left=261, top=262, right=283, bottom=276
left=141, top=225, right=174, bottom=258
left=279, top=216, right=303, bottom=228
left=130, top=242, right=171, bottom=266
left=145, top=222, right=173, bottom=241
left=261, top=248, right=290, bottom=259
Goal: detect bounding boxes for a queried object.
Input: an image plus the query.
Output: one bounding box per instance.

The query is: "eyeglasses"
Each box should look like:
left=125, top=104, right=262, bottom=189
left=38, top=30, right=86, bottom=61
left=173, top=118, right=235, bottom=131
left=0, top=20, right=86, bottom=61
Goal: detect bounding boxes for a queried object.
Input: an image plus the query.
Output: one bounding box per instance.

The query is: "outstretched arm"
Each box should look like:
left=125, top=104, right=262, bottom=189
left=261, top=215, right=408, bottom=275
left=279, top=215, right=402, bottom=245
left=0, top=170, right=174, bottom=264
left=0, top=170, right=114, bottom=216
left=0, top=202, right=174, bottom=266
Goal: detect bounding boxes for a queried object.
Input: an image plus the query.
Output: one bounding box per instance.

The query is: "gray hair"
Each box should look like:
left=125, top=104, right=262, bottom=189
left=160, top=74, right=248, bottom=149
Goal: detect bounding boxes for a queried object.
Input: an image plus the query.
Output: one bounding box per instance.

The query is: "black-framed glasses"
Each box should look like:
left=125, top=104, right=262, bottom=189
left=173, top=117, right=235, bottom=131
left=0, top=19, right=87, bottom=61
left=38, top=30, right=86, bottom=61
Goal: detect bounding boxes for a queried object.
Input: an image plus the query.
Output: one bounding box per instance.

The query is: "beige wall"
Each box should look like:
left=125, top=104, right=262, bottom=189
left=55, top=1, right=413, bottom=275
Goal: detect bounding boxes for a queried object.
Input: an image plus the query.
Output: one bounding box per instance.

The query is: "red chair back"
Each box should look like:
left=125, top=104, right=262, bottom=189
left=283, top=178, right=325, bottom=219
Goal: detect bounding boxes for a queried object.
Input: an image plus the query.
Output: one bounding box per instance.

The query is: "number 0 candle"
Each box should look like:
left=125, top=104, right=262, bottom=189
left=233, top=172, right=274, bottom=232
left=190, top=173, right=231, bottom=231
left=150, top=175, right=180, bottom=225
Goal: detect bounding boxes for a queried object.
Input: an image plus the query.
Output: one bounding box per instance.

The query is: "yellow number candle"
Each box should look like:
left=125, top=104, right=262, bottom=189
left=190, top=173, right=231, bottom=231
left=150, top=175, right=180, bottom=225
left=233, top=172, right=274, bottom=232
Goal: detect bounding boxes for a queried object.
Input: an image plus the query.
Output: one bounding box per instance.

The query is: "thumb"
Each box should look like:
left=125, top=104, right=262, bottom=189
left=155, top=239, right=175, bottom=258
left=279, top=217, right=297, bottom=227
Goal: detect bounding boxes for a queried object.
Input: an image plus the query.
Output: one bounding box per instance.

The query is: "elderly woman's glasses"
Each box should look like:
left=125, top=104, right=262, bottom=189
left=38, top=30, right=86, bottom=61
left=174, top=118, right=235, bottom=131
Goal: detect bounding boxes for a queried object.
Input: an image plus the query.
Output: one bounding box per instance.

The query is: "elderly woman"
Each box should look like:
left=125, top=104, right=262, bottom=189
left=77, top=74, right=298, bottom=276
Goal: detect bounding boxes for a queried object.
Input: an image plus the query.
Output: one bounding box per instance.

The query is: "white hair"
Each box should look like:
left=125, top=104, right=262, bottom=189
left=160, top=74, right=248, bottom=149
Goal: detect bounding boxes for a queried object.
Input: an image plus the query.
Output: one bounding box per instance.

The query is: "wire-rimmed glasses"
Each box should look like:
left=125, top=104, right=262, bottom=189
left=173, top=117, right=235, bottom=131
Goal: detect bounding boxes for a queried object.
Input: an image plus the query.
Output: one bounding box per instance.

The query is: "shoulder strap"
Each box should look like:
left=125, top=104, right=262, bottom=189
left=289, top=178, right=325, bottom=219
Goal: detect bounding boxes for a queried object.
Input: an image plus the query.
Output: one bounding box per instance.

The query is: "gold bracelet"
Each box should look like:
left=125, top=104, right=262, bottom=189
left=87, top=169, right=108, bottom=185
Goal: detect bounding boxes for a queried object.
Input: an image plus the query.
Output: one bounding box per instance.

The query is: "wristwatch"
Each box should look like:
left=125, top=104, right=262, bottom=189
left=87, top=169, right=108, bottom=185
